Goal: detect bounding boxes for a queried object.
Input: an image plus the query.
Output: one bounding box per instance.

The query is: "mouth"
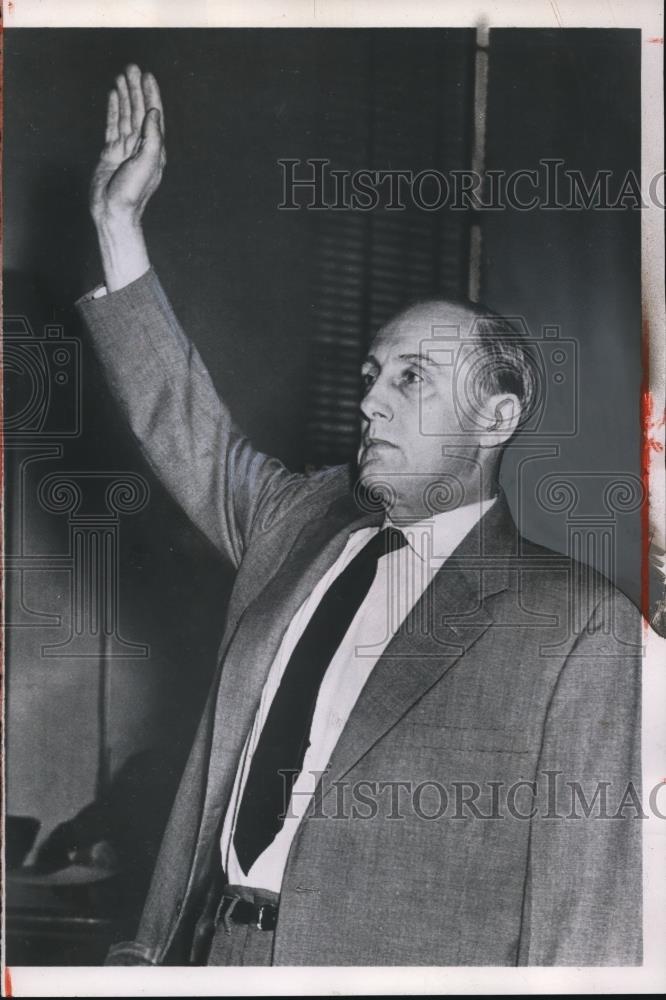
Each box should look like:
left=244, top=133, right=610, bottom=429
left=362, top=437, right=397, bottom=450
left=359, top=438, right=399, bottom=464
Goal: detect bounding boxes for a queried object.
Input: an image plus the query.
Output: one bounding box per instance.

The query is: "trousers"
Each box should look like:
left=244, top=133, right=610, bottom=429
left=191, top=881, right=278, bottom=966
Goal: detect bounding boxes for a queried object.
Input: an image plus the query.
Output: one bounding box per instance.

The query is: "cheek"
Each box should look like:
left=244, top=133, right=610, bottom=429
left=396, top=408, right=441, bottom=465
left=417, top=392, right=460, bottom=438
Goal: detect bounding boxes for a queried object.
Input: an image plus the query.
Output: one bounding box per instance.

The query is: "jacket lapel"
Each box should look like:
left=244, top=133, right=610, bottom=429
left=318, top=560, right=493, bottom=799
left=318, top=494, right=518, bottom=797
left=193, top=491, right=518, bottom=875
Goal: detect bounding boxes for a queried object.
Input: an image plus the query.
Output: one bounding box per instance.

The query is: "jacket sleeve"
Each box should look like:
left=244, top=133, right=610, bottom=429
left=518, top=589, right=643, bottom=965
left=76, top=268, right=333, bottom=568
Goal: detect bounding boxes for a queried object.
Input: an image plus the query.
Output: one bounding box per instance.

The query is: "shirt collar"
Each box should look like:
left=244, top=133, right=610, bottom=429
left=382, top=496, right=498, bottom=563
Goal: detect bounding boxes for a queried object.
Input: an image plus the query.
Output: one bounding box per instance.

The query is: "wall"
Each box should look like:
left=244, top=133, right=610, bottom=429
left=484, top=28, right=642, bottom=604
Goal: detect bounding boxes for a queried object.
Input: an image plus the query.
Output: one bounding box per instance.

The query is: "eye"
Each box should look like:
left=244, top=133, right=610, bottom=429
left=361, top=370, right=376, bottom=391
left=401, top=367, right=424, bottom=386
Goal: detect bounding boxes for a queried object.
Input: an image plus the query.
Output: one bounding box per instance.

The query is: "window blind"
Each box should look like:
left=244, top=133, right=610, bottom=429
left=306, top=30, right=475, bottom=467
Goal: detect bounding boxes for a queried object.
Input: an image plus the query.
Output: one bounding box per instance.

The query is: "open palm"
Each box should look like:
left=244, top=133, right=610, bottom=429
left=90, top=64, right=166, bottom=223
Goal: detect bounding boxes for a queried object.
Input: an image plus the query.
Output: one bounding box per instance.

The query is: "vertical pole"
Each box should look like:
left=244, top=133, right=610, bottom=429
left=468, top=25, right=489, bottom=304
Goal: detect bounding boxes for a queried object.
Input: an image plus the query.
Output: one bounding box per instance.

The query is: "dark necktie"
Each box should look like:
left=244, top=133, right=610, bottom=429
left=233, top=525, right=406, bottom=874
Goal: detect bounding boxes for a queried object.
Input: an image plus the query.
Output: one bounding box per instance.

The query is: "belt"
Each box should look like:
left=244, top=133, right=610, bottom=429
left=215, top=893, right=279, bottom=932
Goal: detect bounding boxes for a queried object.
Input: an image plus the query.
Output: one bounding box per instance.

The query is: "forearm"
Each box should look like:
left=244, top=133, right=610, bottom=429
left=77, top=268, right=244, bottom=561
left=77, top=268, right=320, bottom=566
left=95, top=213, right=151, bottom=292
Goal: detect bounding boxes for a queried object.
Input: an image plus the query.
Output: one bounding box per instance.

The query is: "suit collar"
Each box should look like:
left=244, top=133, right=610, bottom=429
left=330, top=483, right=521, bottom=572
left=314, top=488, right=519, bottom=798
left=197, top=484, right=520, bottom=864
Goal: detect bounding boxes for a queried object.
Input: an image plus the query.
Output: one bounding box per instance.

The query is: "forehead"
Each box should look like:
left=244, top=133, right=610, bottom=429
left=367, top=303, right=475, bottom=360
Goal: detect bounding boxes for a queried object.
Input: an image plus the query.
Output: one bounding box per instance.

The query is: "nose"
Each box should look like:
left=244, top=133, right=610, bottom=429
left=360, top=376, right=393, bottom=423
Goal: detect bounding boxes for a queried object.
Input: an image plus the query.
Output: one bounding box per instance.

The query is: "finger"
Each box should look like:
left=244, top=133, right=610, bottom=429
left=138, top=107, right=165, bottom=164
left=125, top=63, right=145, bottom=133
left=115, top=72, right=132, bottom=137
left=141, top=71, right=165, bottom=136
left=105, top=88, right=120, bottom=144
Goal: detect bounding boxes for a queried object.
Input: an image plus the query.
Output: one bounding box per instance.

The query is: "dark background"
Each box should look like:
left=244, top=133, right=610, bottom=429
left=3, top=28, right=641, bottom=961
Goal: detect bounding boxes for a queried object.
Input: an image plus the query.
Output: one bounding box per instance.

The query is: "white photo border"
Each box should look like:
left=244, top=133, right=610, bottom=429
left=2, top=0, right=664, bottom=995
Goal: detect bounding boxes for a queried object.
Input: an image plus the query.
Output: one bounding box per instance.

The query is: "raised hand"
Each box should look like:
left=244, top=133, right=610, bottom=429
left=90, top=64, right=165, bottom=226
left=89, top=65, right=165, bottom=290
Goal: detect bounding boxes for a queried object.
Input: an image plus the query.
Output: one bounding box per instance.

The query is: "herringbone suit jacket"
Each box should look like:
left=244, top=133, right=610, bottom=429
left=77, top=269, right=642, bottom=966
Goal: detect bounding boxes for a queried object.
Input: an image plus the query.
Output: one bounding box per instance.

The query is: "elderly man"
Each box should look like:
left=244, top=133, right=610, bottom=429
left=77, top=65, right=642, bottom=966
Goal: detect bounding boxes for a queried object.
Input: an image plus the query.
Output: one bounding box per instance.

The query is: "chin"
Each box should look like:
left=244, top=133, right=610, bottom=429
left=356, top=461, right=399, bottom=513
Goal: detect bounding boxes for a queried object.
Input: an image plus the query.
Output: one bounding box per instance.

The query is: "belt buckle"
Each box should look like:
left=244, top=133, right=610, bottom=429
left=255, top=903, right=267, bottom=930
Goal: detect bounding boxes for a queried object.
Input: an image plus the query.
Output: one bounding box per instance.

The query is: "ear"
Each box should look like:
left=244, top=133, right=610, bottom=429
left=478, top=393, right=522, bottom=448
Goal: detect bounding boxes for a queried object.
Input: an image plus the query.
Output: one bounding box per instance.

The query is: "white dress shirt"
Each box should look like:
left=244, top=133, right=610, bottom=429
left=220, top=496, right=496, bottom=893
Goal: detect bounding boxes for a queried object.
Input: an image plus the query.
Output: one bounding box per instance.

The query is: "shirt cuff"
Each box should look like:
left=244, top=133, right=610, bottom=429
left=76, top=283, right=108, bottom=305
left=75, top=268, right=154, bottom=309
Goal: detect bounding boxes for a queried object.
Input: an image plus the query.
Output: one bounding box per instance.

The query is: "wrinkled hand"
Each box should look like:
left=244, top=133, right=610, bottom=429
left=90, top=64, right=165, bottom=226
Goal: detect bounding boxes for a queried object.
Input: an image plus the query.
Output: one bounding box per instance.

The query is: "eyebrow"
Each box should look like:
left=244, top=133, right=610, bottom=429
left=397, top=352, right=440, bottom=367
left=361, top=352, right=440, bottom=368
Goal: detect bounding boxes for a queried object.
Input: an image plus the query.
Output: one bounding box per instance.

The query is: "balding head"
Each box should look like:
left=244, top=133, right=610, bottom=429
left=380, top=297, right=538, bottom=423
left=357, top=297, right=533, bottom=520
